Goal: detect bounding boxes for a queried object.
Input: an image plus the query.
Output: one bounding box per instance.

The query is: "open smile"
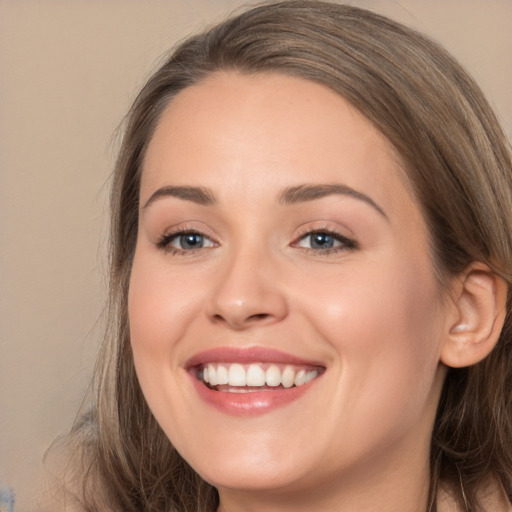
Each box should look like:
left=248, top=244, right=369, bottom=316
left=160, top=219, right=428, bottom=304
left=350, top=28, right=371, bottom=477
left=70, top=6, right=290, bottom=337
left=186, top=347, right=325, bottom=415
left=196, top=362, right=321, bottom=391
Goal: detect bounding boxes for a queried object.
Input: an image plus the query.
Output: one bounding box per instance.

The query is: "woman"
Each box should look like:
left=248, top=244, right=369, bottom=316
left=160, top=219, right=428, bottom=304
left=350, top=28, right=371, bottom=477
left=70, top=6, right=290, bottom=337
left=57, top=1, right=512, bottom=511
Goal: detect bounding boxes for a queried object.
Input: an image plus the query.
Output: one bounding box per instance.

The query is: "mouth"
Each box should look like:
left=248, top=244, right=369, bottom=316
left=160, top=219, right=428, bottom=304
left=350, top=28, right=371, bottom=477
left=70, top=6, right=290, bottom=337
left=186, top=347, right=325, bottom=415
left=194, top=362, right=322, bottom=392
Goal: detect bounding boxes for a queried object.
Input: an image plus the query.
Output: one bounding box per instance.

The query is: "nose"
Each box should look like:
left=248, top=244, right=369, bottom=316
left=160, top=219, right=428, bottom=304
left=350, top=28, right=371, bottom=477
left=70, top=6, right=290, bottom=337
left=205, top=246, right=288, bottom=330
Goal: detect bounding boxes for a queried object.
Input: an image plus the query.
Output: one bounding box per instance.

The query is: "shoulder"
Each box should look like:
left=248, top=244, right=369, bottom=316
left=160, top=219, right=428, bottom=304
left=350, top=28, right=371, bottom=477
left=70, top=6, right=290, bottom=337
left=437, top=479, right=512, bottom=512
left=478, top=481, right=512, bottom=512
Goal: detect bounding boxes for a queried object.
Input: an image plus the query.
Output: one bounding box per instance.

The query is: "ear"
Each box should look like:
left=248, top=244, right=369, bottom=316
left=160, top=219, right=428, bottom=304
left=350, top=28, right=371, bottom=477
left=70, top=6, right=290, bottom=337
left=440, top=263, right=508, bottom=368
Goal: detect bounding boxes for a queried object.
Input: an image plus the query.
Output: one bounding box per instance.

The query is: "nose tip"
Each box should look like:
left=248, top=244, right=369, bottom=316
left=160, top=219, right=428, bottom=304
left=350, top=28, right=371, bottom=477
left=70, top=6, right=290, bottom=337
left=206, top=260, right=288, bottom=330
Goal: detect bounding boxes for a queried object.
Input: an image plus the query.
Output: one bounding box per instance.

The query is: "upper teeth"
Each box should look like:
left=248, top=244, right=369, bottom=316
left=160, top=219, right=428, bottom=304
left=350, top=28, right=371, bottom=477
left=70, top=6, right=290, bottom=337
left=200, top=363, right=319, bottom=388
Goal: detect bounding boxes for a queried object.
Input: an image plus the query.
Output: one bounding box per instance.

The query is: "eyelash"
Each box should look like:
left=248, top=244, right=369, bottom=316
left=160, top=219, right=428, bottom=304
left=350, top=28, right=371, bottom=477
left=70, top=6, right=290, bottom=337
left=155, top=228, right=358, bottom=256
left=291, top=228, right=358, bottom=255
left=156, top=228, right=216, bottom=256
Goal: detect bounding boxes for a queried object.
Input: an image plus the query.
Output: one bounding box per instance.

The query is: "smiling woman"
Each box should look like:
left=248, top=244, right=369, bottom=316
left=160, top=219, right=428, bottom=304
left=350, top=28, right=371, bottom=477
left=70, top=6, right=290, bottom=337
left=52, top=2, right=512, bottom=511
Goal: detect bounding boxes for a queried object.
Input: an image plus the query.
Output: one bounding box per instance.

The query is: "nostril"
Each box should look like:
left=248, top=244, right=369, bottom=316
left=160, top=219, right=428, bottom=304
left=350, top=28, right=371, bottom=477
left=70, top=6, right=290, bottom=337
left=207, top=286, right=288, bottom=328
left=248, top=313, right=270, bottom=322
left=211, top=312, right=271, bottom=326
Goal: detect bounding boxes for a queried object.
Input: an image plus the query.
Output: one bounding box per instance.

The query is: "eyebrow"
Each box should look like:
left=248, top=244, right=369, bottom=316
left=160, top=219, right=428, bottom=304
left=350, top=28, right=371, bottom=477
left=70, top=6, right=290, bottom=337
left=143, top=182, right=387, bottom=219
left=143, top=185, right=216, bottom=209
left=279, top=183, right=388, bottom=219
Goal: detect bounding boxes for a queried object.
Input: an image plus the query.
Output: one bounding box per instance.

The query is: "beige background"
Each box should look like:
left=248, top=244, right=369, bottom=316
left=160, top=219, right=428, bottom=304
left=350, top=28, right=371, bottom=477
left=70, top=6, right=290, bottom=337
left=0, top=1, right=511, bottom=510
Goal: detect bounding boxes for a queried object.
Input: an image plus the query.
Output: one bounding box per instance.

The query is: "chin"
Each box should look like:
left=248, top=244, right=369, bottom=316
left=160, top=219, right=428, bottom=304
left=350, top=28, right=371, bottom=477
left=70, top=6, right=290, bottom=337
left=199, top=461, right=306, bottom=493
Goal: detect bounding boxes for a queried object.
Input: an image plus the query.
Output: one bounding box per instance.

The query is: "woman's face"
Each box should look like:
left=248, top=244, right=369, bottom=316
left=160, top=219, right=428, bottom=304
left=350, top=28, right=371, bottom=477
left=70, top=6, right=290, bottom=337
left=129, top=72, right=451, bottom=500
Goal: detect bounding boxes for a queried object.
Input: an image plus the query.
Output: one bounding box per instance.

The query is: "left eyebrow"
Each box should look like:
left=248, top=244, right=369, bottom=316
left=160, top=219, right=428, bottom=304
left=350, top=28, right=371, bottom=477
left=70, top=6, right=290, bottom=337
left=279, top=183, right=388, bottom=219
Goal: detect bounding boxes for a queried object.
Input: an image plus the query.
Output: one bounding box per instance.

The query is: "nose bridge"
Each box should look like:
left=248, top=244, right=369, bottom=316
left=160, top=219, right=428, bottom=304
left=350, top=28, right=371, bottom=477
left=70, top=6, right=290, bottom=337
left=206, top=239, right=288, bottom=329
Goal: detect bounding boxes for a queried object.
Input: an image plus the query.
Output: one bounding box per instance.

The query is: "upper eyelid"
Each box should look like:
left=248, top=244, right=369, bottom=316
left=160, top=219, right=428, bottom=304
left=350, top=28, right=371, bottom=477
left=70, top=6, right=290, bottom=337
left=295, top=231, right=355, bottom=244
left=158, top=228, right=215, bottom=244
left=158, top=226, right=351, bottom=240
left=156, top=222, right=218, bottom=240
left=292, top=222, right=354, bottom=240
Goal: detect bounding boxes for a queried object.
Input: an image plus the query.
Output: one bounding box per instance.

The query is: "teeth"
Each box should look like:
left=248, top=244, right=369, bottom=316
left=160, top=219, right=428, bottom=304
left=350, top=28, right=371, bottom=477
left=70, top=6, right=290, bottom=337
left=228, top=364, right=246, bottom=386
left=305, top=370, right=318, bottom=383
left=216, top=365, right=229, bottom=385
left=281, top=366, right=295, bottom=388
left=266, top=365, right=281, bottom=387
left=294, top=369, right=306, bottom=387
left=199, top=363, right=321, bottom=389
left=208, top=365, right=216, bottom=385
left=246, top=364, right=266, bottom=386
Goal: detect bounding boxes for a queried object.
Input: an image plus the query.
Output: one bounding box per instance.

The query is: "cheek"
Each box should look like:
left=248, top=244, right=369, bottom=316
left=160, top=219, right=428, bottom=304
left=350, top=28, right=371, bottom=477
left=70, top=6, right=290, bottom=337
left=128, top=249, right=200, bottom=376
left=127, top=248, right=207, bottom=433
left=298, top=254, right=445, bottom=419
left=306, top=255, right=441, bottom=345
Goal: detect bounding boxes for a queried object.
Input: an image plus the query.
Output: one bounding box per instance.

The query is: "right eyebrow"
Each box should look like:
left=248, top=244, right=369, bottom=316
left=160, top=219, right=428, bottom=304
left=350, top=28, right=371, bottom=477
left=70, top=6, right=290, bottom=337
left=143, top=185, right=216, bottom=209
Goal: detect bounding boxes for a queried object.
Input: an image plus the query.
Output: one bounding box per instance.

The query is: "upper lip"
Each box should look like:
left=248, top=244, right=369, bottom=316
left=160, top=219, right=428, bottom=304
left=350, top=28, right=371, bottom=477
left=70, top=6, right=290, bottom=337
left=185, top=346, right=325, bottom=369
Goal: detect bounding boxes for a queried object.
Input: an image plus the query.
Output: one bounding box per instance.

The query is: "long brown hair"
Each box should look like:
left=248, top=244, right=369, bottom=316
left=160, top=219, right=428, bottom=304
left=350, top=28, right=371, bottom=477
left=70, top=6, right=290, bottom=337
left=59, top=2, right=512, bottom=510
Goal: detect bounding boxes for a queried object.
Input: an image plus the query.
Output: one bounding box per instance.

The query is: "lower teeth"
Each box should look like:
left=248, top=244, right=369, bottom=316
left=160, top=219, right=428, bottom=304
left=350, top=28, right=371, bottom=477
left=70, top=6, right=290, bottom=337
left=210, top=384, right=286, bottom=393
left=223, top=388, right=268, bottom=393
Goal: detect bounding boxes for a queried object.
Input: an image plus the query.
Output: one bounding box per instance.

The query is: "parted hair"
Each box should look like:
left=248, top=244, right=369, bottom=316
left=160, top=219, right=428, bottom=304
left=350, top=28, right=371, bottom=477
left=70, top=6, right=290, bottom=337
left=60, top=2, right=512, bottom=511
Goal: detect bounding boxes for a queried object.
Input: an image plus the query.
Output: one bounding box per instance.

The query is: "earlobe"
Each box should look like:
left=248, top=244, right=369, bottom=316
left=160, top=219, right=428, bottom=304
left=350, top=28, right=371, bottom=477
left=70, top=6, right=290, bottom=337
left=440, top=263, right=508, bottom=369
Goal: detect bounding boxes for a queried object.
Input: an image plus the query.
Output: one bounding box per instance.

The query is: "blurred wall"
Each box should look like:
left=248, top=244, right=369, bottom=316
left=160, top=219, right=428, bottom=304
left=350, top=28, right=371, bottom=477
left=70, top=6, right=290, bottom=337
left=0, top=1, right=510, bottom=510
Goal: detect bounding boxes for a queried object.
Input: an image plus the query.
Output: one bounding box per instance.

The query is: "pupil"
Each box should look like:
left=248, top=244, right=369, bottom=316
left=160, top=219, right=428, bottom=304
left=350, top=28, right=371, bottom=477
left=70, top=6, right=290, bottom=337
left=311, top=233, right=333, bottom=249
left=181, top=233, right=203, bottom=249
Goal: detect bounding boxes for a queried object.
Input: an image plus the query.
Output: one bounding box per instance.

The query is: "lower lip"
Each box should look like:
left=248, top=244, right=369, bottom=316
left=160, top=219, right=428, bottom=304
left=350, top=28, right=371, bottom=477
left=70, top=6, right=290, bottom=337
left=189, top=374, right=318, bottom=416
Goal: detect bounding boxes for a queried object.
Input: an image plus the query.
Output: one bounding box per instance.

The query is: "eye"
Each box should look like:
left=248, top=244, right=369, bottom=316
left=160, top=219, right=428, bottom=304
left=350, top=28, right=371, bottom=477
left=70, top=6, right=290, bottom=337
left=156, top=230, right=216, bottom=254
left=299, top=232, right=337, bottom=250
left=174, top=233, right=212, bottom=250
left=294, top=230, right=357, bottom=253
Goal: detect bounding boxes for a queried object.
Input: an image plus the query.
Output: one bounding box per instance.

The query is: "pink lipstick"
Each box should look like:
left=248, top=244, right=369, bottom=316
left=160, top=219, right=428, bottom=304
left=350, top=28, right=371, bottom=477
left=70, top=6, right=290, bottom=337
left=186, top=347, right=325, bottom=416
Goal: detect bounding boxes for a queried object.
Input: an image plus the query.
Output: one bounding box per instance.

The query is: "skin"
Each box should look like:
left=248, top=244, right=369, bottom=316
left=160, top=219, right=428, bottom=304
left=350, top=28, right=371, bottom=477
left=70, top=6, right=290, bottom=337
left=129, top=72, right=463, bottom=512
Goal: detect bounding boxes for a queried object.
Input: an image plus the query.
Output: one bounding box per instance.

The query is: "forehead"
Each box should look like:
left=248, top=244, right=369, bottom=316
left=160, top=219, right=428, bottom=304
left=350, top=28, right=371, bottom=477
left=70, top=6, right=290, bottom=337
left=141, top=71, right=415, bottom=219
